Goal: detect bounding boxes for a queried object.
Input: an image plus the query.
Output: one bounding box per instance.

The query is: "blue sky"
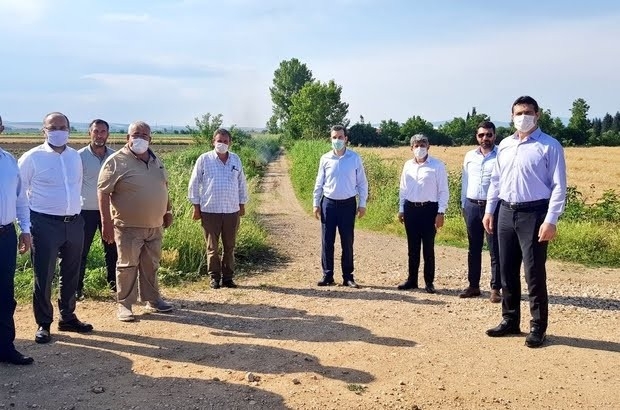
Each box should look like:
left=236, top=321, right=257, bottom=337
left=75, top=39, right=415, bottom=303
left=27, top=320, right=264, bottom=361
left=1, top=0, right=619, bottom=128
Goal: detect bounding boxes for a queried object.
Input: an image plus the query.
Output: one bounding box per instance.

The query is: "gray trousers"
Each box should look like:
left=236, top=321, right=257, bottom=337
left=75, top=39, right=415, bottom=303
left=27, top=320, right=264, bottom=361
left=31, top=211, right=84, bottom=325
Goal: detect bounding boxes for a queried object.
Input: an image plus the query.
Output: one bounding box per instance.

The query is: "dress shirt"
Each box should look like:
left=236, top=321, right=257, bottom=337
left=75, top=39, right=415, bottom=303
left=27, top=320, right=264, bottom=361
left=312, top=148, right=369, bottom=208
left=18, top=143, right=83, bottom=216
left=461, top=146, right=498, bottom=208
left=399, top=156, right=449, bottom=213
left=188, top=150, right=248, bottom=213
left=485, top=128, right=567, bottom=225
left=79, top=145, right=115, bottom=210
left=0, top=148, right=30, bottom=233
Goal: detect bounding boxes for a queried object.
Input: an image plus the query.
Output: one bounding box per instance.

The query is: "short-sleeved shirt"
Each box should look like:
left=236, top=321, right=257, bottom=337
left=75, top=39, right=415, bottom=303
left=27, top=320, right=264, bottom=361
left=98, top=145, right=168, bottom=228
left=78, top=144, right=115, bottom=210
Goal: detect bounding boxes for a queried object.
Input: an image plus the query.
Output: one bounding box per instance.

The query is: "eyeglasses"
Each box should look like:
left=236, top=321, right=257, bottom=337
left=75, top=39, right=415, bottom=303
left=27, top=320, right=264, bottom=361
left=477, top=132, right=494, bottom=138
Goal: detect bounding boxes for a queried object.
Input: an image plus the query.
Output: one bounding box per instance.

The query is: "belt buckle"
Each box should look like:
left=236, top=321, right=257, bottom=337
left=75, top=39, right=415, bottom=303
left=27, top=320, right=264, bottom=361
left=63, top=216, right=73, bottom=223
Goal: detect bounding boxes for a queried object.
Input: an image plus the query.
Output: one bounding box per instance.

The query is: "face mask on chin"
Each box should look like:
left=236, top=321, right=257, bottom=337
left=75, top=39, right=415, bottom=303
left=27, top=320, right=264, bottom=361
left=513, top=114, right=536, bottom=133
left=131, top=138, right=149, bottom=154
left=47, top=130, right=70, bottom=147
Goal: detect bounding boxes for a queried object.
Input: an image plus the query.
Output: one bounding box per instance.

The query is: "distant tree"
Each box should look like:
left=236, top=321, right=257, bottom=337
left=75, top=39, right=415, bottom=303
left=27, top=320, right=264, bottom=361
left=400, top=115, right=435, bottom=144
left=266, top=115, right=279, bottom=134
left=601, top=113, right=614, bottom=132
left=612, top=111, right=620, bottom=132
left=287, top=80, right=349, bottom=140
left=378, top=119, right=402, bottom=145
left=567, top=98, right=590, bottom=144
left=269, top=58, right=314, bottom=130
left=537, top=109, right=555, bottom=134
left=348, top=122, right=388, bottom=146
left=187, top=113, right=223, bottom=145
left=591, top=118, right=602, bottom=138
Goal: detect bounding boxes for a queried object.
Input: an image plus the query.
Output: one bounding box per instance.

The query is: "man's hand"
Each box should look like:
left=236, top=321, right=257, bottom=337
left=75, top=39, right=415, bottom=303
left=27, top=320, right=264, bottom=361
left=538, top=222, right=557, bottom=242
left=18, top=233, right=31, bottom=254
left=482, top=213, right=493, bottom=234
left=313, top=206, right=320, bottom=220
left=102, top=219, right=115, bottom=244
left=357, top=207, right=366, bottom=218
left=163, top=212, right=173, bottom=228
left=398, top=212, right=404, bottom=224
left=435, top=214, right=445, bottom=229
left=239, top=204, right=246, bottom=217
left=192, top=205, right=201, bottom=220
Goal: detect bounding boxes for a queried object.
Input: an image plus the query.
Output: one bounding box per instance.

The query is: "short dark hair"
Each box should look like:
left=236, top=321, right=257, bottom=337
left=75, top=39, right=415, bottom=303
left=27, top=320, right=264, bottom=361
left=213, top=128, right=232, bottom=140
left=330, top=124, right=347, bottom=136
left=89, top=119, right=109, bottom=131
left=512, top=96, right=539, bottom=114
left=477, top=121, right=496, bottom=133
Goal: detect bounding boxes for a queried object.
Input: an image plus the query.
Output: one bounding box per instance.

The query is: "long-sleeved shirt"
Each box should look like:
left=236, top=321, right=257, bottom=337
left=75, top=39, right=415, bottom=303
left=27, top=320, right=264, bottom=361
left=399, top=156, right=449, bottom=213
left=485, top=128, right=567, bottom=225
left=188, top=150, right=248, bottom=214
left=312, top=148, right=368, bottom=208
left=78, top=144, right=115, bottom=210
left=18, top=143, right=83, bottom=216
left=461, top=146, right=498, bottom=208
left=0, top=148, right=30, bottom=233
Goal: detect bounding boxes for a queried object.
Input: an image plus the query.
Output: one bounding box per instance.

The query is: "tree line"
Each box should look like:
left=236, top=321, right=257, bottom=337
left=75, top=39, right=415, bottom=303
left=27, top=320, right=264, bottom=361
left=267, top=58, right=620, bottom=147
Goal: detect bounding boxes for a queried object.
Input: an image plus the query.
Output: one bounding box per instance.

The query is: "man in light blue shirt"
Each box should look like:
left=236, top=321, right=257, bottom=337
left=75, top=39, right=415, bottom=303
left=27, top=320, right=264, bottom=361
left=0, top=115, right=34, bottom=365
left=483, top=96, right=567, bottom=348
left=312, top=125, right=368, bottom=288
left=459, top=121, right=501, bottom=302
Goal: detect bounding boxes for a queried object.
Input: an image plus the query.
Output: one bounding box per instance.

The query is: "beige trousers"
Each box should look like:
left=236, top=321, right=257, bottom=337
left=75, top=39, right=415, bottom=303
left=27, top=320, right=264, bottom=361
left=114, top=226, right=162, bottom=307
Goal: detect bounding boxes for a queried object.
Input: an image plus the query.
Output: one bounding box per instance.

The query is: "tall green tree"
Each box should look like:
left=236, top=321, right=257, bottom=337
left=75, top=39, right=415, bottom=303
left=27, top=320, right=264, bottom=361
left=601, top=113, right=614, bottom=132
left=268, top=58, right=314, bottom=130
left=567, top=98, right=590, bottom=144
left=287, top=80, right=349, bottom=140
left=400, top=115, right=435, bottom=143
left=378, top=119, right=402, bottom=144
left=612, top=111, right=620, bottom=132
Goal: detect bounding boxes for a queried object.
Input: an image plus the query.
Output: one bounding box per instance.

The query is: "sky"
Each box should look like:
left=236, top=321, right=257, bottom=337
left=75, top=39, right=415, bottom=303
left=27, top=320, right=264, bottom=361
left=1, top=0, right=620, bottom=128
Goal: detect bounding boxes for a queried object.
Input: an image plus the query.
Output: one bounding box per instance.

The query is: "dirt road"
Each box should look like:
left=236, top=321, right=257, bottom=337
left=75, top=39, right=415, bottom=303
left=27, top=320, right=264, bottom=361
left=3, top=153, right=619, bottom=409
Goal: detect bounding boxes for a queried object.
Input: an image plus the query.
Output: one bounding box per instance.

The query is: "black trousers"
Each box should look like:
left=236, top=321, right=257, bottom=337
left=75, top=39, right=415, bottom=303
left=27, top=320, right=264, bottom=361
left=463, top=200, right=500, bottom=290
left=78, top=209, right=118, bottom=293
left=320, top=196, right=357, bottom=281
left=0, top=224, right=18, bottom=352
left=31, top=211, right=84, bottom=325
left=497, top=202, right=549, bottom=331
left=403, top=201, right=439, bottom=286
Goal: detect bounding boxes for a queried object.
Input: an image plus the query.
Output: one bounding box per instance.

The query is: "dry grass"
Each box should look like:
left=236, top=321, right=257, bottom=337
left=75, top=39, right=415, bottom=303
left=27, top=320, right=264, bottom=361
left=358, top=145, right=620, bottom=203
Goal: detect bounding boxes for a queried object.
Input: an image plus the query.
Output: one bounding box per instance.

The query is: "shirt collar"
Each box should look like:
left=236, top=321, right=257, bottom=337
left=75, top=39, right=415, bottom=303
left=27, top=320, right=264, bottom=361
left=475, top=145, right=498, bottom=156
left=510, top=127, right=542, bottom=142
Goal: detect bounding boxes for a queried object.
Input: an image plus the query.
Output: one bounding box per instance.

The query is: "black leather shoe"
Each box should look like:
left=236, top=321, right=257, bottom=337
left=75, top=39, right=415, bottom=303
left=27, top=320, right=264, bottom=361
left=58, top=319, right=93, bottom=333
left=343, top=280, right=360, bottom=288
left=0, top=350, right=34, bottom=365
left=35, top=326, right=51, bottom=344
left=397, top=281, right=418, bottom=290
left=317, top=278, right=335, bottom=286
left=222, top=280, right=238, bottom=288
left=210, top=279, right=221, bottom=289
left=486, top=320, right=521, bottom=337
left=425, top=284, right=436, bottom=294
left=525, top=327, right=546, bottom=348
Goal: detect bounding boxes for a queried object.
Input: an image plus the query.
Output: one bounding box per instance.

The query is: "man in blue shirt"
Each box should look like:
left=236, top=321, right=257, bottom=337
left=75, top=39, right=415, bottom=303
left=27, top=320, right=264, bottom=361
left=483, top=96, right=567, bottom=348
left=312, top=125, right=368, bottom=288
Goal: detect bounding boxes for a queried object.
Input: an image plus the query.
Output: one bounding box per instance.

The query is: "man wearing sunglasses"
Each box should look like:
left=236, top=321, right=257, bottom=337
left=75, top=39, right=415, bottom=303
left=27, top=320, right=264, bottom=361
left=459, top=121, right=501, bottom=302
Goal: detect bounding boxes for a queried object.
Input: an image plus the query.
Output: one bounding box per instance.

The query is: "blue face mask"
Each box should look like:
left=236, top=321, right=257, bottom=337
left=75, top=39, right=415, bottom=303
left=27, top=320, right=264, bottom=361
left=332, top=138, right=345, bottom=151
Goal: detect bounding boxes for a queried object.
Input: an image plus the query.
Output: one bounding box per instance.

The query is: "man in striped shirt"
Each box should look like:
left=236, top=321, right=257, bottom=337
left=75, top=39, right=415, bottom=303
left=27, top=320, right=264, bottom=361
left=188, top=128, right=248, bottom=289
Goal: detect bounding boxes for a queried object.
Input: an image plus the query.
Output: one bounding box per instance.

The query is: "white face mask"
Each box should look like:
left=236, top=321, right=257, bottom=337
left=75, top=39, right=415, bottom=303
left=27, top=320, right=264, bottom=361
left=214, top=142, right=229, bottom=154
left=47, top=130, right=69, bottom=147
left=414, top=147, right=428, bottom=159
left=513, top=114, right=536, bottom=133
left=131, top=138, right=149, bottom=154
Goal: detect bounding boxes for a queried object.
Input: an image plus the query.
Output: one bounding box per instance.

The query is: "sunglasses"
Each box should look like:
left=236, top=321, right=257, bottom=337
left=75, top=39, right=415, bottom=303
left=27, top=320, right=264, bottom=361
left=477, top=132, right=494, bottom=138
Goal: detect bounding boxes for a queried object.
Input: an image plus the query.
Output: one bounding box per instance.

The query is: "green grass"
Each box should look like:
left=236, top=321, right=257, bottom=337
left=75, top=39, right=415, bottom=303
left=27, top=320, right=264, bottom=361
left=288, top=141, right=620, bottom=268
left=13, top=135, right=281, bottom=301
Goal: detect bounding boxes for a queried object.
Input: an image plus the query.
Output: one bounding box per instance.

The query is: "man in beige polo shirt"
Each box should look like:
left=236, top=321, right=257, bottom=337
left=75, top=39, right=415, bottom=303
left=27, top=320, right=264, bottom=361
left=97, top=121, right=173, bottom=322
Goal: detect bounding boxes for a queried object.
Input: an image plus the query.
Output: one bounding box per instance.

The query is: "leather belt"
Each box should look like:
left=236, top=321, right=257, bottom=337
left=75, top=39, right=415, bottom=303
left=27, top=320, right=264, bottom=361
left=405, top=201, right=437, bottom=207
left=501, top=199, right=549, bottom=211
left=0, top=223, right=14, bottom=235
left=324, top=196, right=356, bottom=203
left=31, top=211, right=79, bottom=223
left=467, top=198, right=487, bottom=206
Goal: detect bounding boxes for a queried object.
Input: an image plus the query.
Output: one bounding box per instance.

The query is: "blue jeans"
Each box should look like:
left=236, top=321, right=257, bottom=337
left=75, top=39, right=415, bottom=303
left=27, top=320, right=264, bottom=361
left=320, top=196, right=357, bottom=281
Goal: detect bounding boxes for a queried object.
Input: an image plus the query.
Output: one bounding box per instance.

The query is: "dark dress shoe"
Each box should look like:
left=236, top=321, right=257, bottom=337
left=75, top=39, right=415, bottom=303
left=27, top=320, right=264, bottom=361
left=425, top=284, right=436, bottom=294
left=58, top=319, right=93, bottom=333
left=486, top=320, right=521, bottom=337
left=525, top=327, right=546, bottom=348
left=222, top=280, right=238, bottom=288
left=0, top=350, right=34, bottom=365
left=459, top=287, right=481, bottom=298
left=317, top=278, right=335, bottom=286
left=210, top=279, right=221, bottom=289
left=35, top=326, right=51, bottom=344
left=397, top=281, right=418, bottom=290
left=343, top=280, right=360, bottom=288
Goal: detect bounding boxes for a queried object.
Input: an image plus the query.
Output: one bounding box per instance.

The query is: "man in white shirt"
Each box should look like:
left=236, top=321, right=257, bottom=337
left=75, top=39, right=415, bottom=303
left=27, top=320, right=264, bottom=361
left=0, top=115, right=34, bottom=365
left=397, top=134, right=449, bottom=294
left=77, top=119, right=118, bottom=299
left=459, top=121, right=501, bottom=302
left=312, top=125, right=369, bottom=288
left=18, top=112, right=94, bottom=344
left=188, top=128, right=248, bottom=289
